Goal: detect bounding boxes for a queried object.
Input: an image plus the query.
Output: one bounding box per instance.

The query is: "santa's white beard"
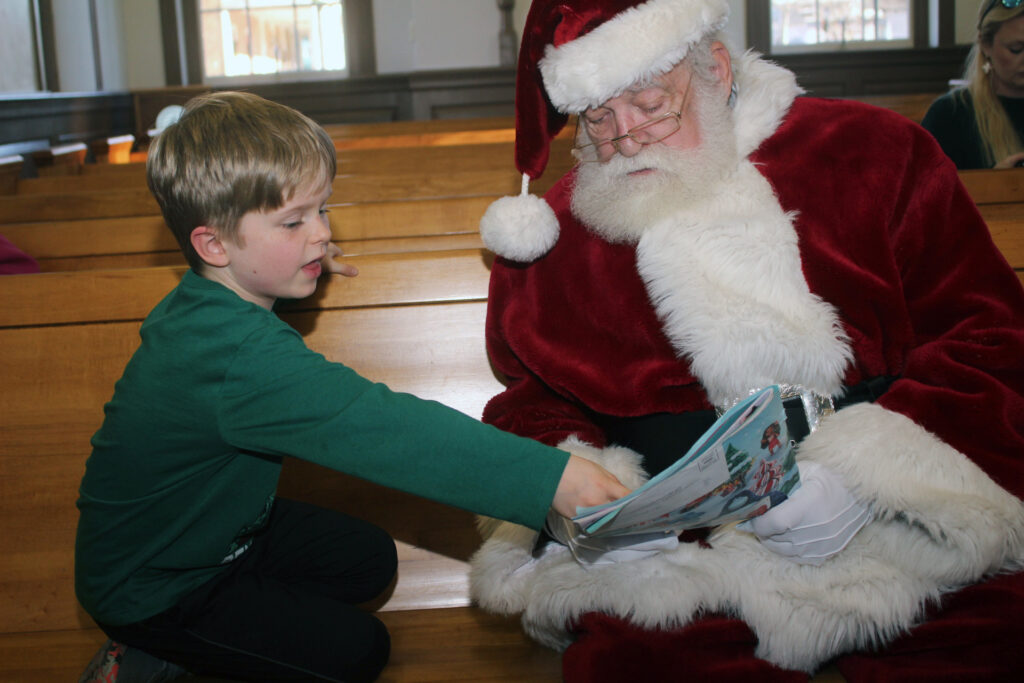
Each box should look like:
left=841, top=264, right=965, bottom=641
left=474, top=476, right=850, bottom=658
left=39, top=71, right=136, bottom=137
left=570, top=92, right=741, bottom=244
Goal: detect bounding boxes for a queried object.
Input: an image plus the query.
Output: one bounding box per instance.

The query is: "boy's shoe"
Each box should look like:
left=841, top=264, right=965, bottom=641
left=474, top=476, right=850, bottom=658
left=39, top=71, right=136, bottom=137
left=79, top=639, right=188, bottom=683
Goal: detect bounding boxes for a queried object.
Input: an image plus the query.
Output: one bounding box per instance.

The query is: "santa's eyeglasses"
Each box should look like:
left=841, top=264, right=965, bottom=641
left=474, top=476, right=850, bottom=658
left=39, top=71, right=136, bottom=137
left=572, top=112, right=683, bottom=163
left=981, top=0, right=1022, bottom=24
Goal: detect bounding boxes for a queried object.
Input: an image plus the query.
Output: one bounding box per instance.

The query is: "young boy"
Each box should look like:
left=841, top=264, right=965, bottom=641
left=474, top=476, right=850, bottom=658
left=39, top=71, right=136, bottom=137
left=75, top=92, right=629, bottom=683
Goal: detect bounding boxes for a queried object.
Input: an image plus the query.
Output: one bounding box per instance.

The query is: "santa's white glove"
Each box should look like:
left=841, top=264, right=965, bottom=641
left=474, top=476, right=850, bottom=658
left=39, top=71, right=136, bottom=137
left=741, top=461, right=871, bottom=566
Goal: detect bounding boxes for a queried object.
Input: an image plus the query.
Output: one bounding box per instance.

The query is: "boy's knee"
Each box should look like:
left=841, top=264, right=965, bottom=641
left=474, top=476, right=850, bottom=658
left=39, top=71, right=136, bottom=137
left=363, top=526, right=398, bottom=594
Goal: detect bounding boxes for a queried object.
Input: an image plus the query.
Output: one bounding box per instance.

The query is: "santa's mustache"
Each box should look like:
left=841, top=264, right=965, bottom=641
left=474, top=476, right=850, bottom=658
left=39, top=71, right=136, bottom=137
left=584, top=144, right=687, bottom=177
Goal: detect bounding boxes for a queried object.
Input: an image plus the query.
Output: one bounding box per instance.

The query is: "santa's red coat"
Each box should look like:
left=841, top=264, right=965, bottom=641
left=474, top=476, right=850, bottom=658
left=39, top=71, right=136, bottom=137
left=470, top=57, right=1024, bottom=680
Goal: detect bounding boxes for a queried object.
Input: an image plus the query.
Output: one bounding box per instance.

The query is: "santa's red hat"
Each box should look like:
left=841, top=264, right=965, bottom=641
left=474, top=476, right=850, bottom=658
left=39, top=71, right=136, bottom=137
left=480, top=0, right=730, bottom=261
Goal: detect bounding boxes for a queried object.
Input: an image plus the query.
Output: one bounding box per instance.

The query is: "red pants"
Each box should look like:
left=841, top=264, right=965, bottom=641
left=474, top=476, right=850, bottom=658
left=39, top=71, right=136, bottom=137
left=563, top=570, right=1024, bottom=683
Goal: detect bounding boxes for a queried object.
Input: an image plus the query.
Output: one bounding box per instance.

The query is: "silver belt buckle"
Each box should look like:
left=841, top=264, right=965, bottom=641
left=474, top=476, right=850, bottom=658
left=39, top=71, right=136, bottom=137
left=716, top=384, right=835, bottom=435
left=779, top=384, right=835, bottom=435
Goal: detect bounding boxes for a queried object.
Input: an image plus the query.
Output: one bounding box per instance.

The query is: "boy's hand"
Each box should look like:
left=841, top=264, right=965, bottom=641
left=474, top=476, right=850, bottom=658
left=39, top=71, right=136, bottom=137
left=552, top=454, right=631, bottom=518
left=322, top=242, right=359, bottom=278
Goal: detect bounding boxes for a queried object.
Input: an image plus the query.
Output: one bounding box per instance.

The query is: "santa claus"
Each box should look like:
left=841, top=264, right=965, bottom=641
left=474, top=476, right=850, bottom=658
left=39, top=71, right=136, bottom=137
left=469, top=0, right=1024, bottom=680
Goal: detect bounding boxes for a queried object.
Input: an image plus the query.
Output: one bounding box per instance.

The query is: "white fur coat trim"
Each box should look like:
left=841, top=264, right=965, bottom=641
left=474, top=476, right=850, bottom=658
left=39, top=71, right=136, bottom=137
left=798, top=403, right=1024, bottom=584
left=634, top=53, right=837, bottom=406
left=539, top=0, right=730, bottom=113
left=635, top=158, right=852, bottom=406
left=470, top=417, right=1024, bottom=672
left=730, top=51, right=804, bottom=158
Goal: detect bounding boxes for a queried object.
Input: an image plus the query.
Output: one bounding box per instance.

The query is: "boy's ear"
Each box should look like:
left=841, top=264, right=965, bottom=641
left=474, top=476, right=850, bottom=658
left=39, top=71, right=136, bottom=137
left=190, top=225, right=230, bottom=268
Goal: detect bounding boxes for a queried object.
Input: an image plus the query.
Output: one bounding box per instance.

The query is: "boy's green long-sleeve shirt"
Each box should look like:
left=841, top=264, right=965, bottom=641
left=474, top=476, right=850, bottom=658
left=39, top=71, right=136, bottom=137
left=76, top=270, right=569, bottom=626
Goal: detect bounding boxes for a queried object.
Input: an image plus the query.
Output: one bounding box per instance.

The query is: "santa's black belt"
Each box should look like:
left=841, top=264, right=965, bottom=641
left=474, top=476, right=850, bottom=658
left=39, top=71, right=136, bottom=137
left=593, top=376, right=898, bottom=478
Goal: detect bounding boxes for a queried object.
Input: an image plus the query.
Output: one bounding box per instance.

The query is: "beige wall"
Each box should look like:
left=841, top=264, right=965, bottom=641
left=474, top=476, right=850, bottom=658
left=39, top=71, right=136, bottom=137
left=0, top=1, right=38, bottom=93
left=1, top=0, right=987, bottom=95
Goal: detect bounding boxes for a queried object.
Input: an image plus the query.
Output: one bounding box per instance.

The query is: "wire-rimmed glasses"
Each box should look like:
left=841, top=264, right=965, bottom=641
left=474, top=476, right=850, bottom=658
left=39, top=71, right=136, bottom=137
left=572, top=112, right=683, bottom=163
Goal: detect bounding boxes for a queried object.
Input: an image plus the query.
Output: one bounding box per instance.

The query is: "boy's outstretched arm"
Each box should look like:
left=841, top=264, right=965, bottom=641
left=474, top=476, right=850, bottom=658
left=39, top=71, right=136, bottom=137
left=552, top=455, right=630, bottom=518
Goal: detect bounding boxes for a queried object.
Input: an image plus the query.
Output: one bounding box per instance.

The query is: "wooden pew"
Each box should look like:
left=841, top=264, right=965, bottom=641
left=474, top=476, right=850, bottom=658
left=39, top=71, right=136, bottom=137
left=31, top=142, right=89, bottom=176
left=2, top=196, right=493, bottom=272
left=9, top=119, right=530, bottom=192
left=4, top=203, right=1021, bottom=680
left=87, top=134, right=136, bottom=165
left=0, top=155, right=22, bottom=195
left=841, top=92, right=940, bottom=123
left=0, top=141, right=577, bottom=228
left=1, top=166, right=1018, bottom=276
left=11, top=137, right=576, bottom=197
left=959, top=166, right=1024, bottom=205
left=3, top=148, right=1018, bottom=226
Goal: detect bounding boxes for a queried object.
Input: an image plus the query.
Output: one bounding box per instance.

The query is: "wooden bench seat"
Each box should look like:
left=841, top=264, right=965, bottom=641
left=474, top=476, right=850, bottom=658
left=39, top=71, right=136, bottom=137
left=1, top=610, right=565, bottom=683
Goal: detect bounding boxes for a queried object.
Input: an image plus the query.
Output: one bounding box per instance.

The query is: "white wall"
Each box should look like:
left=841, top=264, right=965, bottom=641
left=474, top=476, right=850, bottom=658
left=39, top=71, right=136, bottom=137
left=2, top=0, right=986, bottom=94
left=0, top=1, right=38, bottom=93
left=374, top=0, right=504, bottom=74
left=51, top=0, right=98, bottom=91
left=956, top=0, right=980, bottom=45
left=95, top=0, right=125, bottom=91
left=116, top=0, right=166, bottom=89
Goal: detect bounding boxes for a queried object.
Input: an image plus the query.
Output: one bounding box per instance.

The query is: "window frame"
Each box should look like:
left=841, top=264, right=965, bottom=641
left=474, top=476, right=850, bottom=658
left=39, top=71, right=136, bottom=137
left=159, top=0, right=375, bottom=86
left=744, top=0, right=965, bottom=97
left=746, top=0, right=959, bottom=54
left=197, top=1, right=349, bottom=84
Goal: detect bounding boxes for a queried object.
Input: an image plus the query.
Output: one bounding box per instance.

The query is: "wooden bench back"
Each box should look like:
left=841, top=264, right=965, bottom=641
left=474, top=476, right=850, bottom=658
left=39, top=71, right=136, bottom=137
left=12, top=137, right=577, bottom=197
left=959, top=167, right=1024, bottom=205
left=2, top=196, right=493, bottom=271
left=3, top=160, right=1018, bottom=227
left=0, top=145, right=575, bottom=222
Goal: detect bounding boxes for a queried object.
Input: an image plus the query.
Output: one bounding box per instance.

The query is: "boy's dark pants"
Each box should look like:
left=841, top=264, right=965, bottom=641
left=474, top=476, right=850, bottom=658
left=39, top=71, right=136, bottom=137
left=98, top=498, right=398, bottom=682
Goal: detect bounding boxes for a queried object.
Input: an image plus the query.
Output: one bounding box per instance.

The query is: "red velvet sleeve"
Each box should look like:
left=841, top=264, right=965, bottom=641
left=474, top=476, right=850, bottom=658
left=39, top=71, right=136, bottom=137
left=760, top=99, right=1024, bottom=498
left=482, top=254, right=609, bottom=449
left=876, top=128, right=1024, bottom=497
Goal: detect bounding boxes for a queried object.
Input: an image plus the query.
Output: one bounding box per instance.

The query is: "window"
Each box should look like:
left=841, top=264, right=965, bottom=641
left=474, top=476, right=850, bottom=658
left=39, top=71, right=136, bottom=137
left=197, top=0, right=347, bottom=81
left=770, top=0, right=912, bottom=52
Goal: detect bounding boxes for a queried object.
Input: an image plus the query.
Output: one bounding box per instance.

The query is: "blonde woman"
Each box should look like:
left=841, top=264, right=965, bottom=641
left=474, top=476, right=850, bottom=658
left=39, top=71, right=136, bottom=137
left=921, top=0, right=1024, bottom=168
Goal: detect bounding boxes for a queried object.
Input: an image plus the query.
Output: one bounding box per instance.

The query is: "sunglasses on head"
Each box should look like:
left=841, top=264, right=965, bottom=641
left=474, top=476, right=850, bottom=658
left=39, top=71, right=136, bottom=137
left=982, top=0, right=1023, bottom=21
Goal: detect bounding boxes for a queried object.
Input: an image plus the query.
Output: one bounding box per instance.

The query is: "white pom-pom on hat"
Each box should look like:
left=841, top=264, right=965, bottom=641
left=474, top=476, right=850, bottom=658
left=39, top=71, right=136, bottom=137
left=481, top=174, right=560, bottom=262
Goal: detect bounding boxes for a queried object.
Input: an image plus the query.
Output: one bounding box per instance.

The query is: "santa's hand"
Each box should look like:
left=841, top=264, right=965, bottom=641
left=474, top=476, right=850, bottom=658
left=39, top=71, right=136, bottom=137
left=742, top=461, right=871, bottom=565
left=322, top=242, right=359, bottom=278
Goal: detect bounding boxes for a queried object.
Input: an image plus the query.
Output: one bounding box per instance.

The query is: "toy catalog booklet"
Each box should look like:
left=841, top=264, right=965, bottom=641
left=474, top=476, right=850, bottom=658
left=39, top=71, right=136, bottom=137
left=546, top=385, right=801, bottom=563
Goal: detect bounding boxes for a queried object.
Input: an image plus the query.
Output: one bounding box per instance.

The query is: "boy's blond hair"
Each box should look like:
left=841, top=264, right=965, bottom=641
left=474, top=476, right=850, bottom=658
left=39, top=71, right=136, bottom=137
left=147, top=91, right=337, bottom=270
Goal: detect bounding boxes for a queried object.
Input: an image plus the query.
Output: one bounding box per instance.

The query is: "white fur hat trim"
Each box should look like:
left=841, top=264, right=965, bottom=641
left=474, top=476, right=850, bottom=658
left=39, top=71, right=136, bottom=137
left=539, top=0, right=731, bottom=113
